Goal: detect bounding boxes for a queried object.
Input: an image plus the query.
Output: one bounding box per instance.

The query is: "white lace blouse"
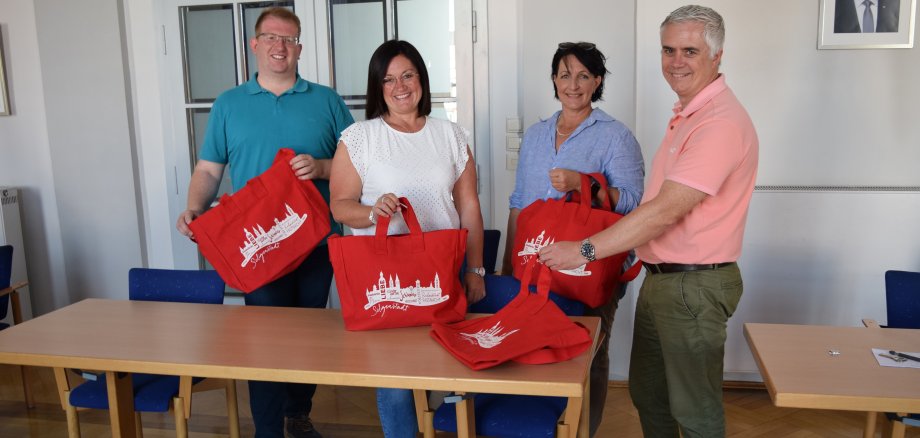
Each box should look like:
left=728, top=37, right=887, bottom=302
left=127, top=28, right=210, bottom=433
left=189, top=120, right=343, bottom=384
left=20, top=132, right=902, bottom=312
left=340, top=116, right=470, bottom=236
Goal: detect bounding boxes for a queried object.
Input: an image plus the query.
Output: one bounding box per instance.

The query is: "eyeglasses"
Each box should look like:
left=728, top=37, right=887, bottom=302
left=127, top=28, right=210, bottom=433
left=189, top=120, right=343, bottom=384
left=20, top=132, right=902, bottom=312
left=257, top=32, right=300, bottom=46
left=557, top=42, right=596, bottom=51
left=382, top=71, right=418, bottom=88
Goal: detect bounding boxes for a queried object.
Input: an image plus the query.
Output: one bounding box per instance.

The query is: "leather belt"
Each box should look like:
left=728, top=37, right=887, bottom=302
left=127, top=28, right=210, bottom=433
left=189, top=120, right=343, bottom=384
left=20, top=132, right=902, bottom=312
left=643, top=262, right=735, bottom=275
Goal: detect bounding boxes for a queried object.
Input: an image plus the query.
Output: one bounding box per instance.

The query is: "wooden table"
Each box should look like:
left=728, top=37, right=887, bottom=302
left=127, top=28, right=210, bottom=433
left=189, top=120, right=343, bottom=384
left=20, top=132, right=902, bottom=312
left=744, top=323, right=920, bottom=427
left=0, top=299, right=599, bottom=438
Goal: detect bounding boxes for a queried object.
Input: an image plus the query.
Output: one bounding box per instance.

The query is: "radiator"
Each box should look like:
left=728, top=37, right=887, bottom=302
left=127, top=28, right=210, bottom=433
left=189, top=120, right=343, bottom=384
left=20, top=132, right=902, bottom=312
left=0, top=187, right=33, bottom=322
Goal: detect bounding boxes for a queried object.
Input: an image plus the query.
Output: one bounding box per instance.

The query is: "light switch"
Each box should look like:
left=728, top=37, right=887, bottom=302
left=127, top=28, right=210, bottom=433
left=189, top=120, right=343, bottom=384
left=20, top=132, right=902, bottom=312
left=505, top=117, right=523, bottom=133
left=505, top=135, right=521, bottom=151
left=506, top=152, right=519, bottom=171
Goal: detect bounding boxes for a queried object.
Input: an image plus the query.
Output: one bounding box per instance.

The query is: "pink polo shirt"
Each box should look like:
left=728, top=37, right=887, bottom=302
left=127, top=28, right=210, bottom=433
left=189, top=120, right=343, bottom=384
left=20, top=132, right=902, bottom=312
left=635, top=75, right=758, bottom=264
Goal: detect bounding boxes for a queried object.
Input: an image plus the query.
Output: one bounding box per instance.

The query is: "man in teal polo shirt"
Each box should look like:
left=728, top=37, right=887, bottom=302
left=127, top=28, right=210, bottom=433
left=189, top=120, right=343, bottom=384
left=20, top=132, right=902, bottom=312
left=176, top=7, right=353, bottom=438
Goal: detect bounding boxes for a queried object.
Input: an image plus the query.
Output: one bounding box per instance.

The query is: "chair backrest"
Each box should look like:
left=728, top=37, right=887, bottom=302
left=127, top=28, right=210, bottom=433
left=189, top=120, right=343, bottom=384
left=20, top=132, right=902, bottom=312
left=128, top=268, right=225, bottom=304
left=0, top=245, right=13, bottom=321
left=483, top=229, right=501, bottom=274
left=885, top=270, right=920, bottom=329
left=470, top=274, right=585, bottom=316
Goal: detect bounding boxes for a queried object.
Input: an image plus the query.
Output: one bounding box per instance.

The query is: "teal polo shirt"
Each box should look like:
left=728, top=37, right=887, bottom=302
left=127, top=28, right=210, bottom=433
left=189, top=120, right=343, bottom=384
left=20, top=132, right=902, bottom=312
left=200, top=74, right=354, bottom=237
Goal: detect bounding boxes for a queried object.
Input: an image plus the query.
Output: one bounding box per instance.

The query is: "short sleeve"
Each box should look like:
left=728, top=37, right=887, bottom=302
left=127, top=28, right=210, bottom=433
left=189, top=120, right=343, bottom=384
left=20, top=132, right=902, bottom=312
left=331, top=94, right=355, bottom=139
left=198, top=97, right=230, bottom=164
left=450, top=122, right=471, bottom=179
left=340, top=122, right=368, bottom=181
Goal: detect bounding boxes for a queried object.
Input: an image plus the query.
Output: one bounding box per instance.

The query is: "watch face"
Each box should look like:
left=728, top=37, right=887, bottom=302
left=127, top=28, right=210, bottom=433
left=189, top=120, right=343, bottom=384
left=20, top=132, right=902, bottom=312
left=581, top=240, right=595, bottom=261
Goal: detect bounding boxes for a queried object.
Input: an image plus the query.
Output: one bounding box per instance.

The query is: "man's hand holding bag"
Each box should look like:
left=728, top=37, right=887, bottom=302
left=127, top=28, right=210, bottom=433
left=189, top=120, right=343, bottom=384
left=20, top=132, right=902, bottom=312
left=189, top=148, right=331, bottom=293
left=512, top=173, right=640, bottom=307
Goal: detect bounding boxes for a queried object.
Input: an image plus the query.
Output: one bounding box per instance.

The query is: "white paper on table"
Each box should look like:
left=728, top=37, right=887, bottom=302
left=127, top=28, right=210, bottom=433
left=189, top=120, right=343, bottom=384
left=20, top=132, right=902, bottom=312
left=872, top=348, right=920, bottom=369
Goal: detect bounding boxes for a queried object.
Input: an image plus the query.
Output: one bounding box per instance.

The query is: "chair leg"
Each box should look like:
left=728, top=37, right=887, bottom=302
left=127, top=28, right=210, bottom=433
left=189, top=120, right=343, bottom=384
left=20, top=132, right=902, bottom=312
left=864, top=411, right=878, bottom=438
left=173, top=396, right=188, bottom=438
left=63, top=390, right=81, bottom=438
left=135, top=412, right=144, bottom=438
left=890, top=414, right=907, bottom=438
left=19, top=365, right=34, bottom=408
left=226, top=380, right=240, bottom=438
left=412, top=389, right=434, bottom=438
left=454, top=392, right=476, bottom=438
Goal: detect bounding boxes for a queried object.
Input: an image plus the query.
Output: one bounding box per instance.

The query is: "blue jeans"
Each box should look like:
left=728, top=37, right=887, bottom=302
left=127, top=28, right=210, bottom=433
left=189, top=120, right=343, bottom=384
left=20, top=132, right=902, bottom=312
left=245, top=248, right=333, bottom=438
left=376, top=388, right=418, bottom=438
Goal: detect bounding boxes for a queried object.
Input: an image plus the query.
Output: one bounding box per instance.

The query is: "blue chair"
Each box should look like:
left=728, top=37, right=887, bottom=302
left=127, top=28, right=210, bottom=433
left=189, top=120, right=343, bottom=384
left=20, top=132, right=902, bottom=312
left=0, top=245, right=33, bottom=408
left=483, top=229, right=501, bottom=274
left=862, top=270, right=920, bottom=438
left=433, top=274, right=586, bottom=437
left=60, top=268, right=240, bottom=438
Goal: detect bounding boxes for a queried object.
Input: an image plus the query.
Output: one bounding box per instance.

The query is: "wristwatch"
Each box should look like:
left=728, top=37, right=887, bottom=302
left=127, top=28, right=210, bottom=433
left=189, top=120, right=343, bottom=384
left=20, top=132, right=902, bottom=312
left=580, top=239, right=596, bottom=262
left=465, top=266, right=486, bottom=277
left=368, top=208, right=376, bottom=225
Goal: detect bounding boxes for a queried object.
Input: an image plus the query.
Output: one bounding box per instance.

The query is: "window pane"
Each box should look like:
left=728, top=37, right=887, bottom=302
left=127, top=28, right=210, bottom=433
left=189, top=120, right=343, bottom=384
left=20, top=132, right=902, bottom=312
left=181, top=5, right=237, bottom=103
left=331, top=0, right=386, bottom=98
left=347, top=107, right=367, bottom=123
left=430, top=102, right=456, bottom=123
left=187, top=108, right=232, bottom=198
left=241, top=1, right=295, bottom=81
left=396, top=0, right=454, bottom=98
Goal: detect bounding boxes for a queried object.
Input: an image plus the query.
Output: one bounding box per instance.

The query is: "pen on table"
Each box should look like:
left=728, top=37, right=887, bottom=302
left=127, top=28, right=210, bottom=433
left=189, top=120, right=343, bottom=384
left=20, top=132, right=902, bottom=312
left=889, top=350, right=920, bottom=363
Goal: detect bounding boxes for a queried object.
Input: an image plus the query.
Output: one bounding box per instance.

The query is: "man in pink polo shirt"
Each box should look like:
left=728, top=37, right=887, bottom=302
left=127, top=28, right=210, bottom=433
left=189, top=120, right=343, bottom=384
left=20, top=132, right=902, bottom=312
left=539, top=5, right=758, bottom=437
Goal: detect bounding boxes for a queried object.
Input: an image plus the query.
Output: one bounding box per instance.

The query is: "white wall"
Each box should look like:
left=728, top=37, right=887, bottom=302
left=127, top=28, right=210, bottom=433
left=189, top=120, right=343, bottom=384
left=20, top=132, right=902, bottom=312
left=0, top=0, right=146, bottom=314
left=0, top=0, right=72, bottom=315
left=123, top=0, right=175, bottom=269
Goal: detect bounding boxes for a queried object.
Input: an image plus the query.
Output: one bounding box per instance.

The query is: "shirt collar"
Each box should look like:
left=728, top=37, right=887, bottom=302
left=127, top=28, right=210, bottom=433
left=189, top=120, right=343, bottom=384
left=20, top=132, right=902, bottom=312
left=244, top=73, right=309, bottom=95
left=547, top=107, right=611, bottom=132
left=672, top=74, right=727, bottom=116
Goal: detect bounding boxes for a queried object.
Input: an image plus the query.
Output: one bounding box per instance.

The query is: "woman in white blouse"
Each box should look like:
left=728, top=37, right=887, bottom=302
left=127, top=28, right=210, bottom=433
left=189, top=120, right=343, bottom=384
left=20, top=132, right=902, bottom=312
left=329, top=40, right=485, bottom=438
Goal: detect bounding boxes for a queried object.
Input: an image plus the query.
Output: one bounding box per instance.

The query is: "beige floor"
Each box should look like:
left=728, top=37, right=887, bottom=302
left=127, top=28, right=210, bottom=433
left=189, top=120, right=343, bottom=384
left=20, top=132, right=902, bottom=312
left=1, top=365, right=917, bottom=437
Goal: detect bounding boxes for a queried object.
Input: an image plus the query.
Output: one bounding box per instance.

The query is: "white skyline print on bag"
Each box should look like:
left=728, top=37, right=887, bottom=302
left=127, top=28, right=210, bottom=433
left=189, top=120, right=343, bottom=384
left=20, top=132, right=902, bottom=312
left=364, top=271, right=450, bottom=310
left=517, top=230, right=591, bottom=277
left=459, top=321, right=520, bottom=349
left=239, top=203, right=307, bottom=268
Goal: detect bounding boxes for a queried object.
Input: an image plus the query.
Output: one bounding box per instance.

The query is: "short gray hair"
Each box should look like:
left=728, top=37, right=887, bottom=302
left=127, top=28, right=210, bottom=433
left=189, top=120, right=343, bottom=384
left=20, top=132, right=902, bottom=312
left=661, top=5, right=725, bottom=58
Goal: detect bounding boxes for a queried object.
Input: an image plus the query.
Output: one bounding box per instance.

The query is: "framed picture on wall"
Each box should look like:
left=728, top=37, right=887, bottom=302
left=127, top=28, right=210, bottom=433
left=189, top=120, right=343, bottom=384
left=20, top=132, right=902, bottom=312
left=818, top=0, right=917, bottom=49
left=0, top=33, right=10, bottom=116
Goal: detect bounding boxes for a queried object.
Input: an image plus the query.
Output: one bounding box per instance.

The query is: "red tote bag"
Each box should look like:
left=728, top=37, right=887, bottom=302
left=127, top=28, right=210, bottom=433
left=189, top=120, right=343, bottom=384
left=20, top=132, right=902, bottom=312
left=328, top=197, right=468, bottom=331
left=430, top=259, right=592, bottom=370
left=189, top=148, right=331, bottom=293
left=512, top=173, right=640, bottom=308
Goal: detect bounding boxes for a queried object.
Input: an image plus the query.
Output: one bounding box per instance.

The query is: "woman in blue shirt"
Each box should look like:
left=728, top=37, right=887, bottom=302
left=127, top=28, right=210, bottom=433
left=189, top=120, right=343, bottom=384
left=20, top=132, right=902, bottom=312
left=501, top=41, right=644, bottom=435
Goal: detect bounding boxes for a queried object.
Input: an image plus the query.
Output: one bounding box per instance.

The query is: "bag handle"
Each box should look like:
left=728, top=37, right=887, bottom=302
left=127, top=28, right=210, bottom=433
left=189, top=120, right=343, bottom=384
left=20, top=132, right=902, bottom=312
left=566, top=173, right=614, bottom=224
left=374, top=197, right=425, bottom=254
left=216, top=176, right=269, bottom=222
left=586, top=172, right=614, bottom=212
left=618, top=259, right=643, bottom=283
left=260, top=148, right=304, bottom=194
left=515, top=258, right=553, bottom=312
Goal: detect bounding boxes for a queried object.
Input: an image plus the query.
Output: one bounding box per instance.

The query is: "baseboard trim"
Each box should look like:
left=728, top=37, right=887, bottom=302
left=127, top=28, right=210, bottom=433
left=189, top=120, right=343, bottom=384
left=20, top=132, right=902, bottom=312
left=608, top=380, right=766, bottom=390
